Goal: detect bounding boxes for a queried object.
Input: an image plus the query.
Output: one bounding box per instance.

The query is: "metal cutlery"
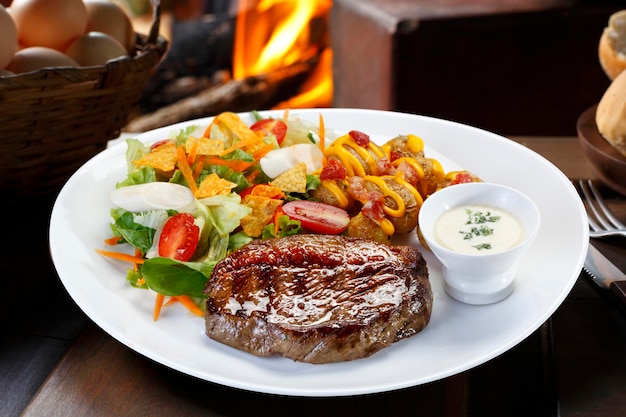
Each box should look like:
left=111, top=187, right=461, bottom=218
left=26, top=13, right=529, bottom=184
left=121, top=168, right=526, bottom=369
left=577, top=179, right=626, bottom=238
left=584, top=244, right=626, bottom=308
left=576, top=179, right=626, bottom=308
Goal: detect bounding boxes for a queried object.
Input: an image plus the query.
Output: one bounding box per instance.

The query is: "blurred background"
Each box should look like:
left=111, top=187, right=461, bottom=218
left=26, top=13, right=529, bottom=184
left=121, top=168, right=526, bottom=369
left=105, top=0, right=624, bottom=137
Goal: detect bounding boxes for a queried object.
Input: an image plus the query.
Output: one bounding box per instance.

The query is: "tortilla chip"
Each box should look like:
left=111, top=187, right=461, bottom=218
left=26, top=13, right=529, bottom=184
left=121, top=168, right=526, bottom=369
left=133, top=141, right=177, bottom=172
left=186, top=136, right=225, bottom=156
left=270, top=162, right=307, bottom=193
left=249, top=184, right=286, bottom=199
left=212, top=112, right=259, bottom=148
left=196, top=173, right=237, bottom=198
left=240, top=195, right=283, bottom=237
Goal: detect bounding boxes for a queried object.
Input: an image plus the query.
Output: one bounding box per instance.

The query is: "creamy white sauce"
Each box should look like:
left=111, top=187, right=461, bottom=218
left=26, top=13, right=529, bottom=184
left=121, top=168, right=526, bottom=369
left=435, top=205, right=523, bottom=254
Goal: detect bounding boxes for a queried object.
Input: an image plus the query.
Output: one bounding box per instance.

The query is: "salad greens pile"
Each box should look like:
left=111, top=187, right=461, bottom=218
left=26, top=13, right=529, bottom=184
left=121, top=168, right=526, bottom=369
left=99, top=111, right=324, bottom=318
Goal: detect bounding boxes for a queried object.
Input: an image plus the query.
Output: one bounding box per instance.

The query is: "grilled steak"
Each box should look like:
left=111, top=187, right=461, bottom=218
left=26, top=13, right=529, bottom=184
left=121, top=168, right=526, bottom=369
left=204, top=234, right=432, bottom=364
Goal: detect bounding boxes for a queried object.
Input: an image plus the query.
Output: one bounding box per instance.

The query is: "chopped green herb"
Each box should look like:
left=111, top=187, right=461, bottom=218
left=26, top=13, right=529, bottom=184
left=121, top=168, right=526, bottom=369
left=465, top=208, right=501, bottom=225
left=460, top=225, right=494, bottom=240
left=473, top=243, right=492, bottom=250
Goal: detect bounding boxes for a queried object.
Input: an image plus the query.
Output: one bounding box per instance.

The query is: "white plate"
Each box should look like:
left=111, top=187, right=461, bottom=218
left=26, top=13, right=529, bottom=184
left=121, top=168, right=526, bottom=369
left=50, top=109, right=588, bottom=397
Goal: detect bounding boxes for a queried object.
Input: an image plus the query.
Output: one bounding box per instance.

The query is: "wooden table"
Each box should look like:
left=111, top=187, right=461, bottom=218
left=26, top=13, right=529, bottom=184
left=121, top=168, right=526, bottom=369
left=3, top=137, right=626, bottom=417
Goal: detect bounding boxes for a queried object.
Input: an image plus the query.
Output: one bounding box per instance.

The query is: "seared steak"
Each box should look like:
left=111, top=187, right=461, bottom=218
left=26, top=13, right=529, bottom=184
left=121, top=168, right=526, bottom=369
left=204, top=234, right=432, bottom=364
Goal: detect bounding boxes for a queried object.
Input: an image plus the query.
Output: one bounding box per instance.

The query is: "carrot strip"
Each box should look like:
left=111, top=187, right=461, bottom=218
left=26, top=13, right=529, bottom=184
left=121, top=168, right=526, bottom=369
left=226, top=142, right=275, bottom=172
left=252, top=142, right=274, bottom=160
left=174, top=295, right=204, bottom=317
left=245, top=169, right=261, bottom=183
left=95, top=249, right=145, bottom=265
left=163, top=297, right=178, bottom=307
left=318, top=113, right=325, bottom=150
left=283, top=108, right=290, bottom=122
left=192, top=155, right=206, bottom=179
left=187, top=139, right=200, bottom=165
left=136, top=277, right=146, bottom=286
left=104, top=236, right=121, bottom=245
left=319, top=113, right=327, bottom=166
left=273, top=206, right=285, bottom=237
left=203, top=156, right=250, bottom=172
left=219, top=134, right=262, bottom=155
left=134, top=248, right=142, bottom=272
left=153, top=293, right=165, bottom=321
left=202, top=122, right=213, bottom=138
left=176, top=145, right=199, bottom=195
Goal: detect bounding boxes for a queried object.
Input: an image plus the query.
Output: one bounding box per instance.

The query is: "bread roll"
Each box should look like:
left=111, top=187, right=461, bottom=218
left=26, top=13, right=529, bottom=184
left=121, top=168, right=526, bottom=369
left=596, top=69, right=626, bottom=158
left=599, top=10, right=626, bottom=80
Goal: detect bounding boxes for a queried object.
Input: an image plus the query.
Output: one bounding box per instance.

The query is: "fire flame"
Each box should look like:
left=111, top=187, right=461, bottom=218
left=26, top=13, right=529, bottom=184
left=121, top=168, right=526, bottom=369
left=234, top=0, right=333, bottom=108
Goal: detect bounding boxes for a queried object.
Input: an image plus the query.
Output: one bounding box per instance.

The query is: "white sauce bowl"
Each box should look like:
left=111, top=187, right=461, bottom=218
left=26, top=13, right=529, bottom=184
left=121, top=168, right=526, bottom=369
left=418, top=182, right=541, bottom=305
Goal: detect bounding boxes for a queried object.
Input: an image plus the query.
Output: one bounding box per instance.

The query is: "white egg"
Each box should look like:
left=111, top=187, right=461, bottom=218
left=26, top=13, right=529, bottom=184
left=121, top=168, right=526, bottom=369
left=260, top=143, right=325, bottom=178
left=0, top=5, right=18, bottom=69
left=6, top=46, right=78, bottom=74
left=65, top=31, right=128, bottom=66
left=110, top=182, right=196, bottom=212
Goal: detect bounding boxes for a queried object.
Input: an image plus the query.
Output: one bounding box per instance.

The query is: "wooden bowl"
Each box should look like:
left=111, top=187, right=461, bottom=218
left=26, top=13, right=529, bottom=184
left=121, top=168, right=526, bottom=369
left=577, top=105, right=626, bottom=195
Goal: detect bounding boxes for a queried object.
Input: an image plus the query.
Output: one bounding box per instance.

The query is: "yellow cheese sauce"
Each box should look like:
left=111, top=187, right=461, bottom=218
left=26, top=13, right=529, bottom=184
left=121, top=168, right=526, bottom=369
left=435, top=205, right=523, bottom=254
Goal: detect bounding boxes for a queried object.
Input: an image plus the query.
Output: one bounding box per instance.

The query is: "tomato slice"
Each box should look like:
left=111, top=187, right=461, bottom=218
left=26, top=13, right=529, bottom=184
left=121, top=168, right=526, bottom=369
left=449, top=172, right=476, bottom=185
left=158, top=213, right=200, bottom=261
left=282, top=201, right=349, bottom=235
left=250, top=118, right=288, bottom=145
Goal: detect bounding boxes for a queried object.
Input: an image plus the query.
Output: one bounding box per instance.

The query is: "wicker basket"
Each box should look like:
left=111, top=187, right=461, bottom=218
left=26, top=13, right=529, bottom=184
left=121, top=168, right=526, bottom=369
left=0, top=0, right=168, bottom=198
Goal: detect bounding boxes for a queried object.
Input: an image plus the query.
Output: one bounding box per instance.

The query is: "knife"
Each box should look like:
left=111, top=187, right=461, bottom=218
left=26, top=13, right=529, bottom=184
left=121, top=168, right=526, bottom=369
left=584, top=244, right=626, bottom=308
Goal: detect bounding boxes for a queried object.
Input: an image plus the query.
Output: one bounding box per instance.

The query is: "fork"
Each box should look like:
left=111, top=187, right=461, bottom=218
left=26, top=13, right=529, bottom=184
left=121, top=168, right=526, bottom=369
left=577, top=179, right=626, bottom=238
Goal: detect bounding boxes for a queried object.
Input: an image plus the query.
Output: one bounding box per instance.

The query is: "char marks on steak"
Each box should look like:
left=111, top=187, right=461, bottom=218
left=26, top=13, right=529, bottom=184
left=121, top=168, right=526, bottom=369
left=204, top=234, right=432, bottom=364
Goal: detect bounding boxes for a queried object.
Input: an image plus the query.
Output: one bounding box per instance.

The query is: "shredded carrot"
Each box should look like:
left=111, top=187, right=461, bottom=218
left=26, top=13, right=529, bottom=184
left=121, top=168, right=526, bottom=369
left=160, top=296, right=203, bottom=317
left=192, top=155, right=206, bottom=179
left=219, top=133, right=263, bottom=156
left=153, top=293, right=165, bottom=321
left=136, top=277, right=146, bottom=286
left=176, top=145, right=199, bottom=195
left=283, top=108, right=290, bottom=122
left=187, top=139, right=200, bottom=165
left=133, top=249, right=142, bottom=272
left=203, top=141, right=273, bottom=173
left=318, top=113, right=325, bottom=150
left=207, top=112, right=264, bottom=156
left=175, top=295, right=204, bottom=317
left=273, top=206, right=285, bottom=237
left=319, top=113, right=327, bottom=166
left=104, top=236, right=122, bottom=245
left=203, top=156, right=251, bottom=172
left=202, top=122, right=213, bottom=138
left=163, top=297, right=178, bottom=307
left=95, top=249, right=145, bottom=265
left=252, top=142, right=274, bottom=160
left=230, top=144, right=274, bottom=173
left=245, top=169, right=261, bottom=183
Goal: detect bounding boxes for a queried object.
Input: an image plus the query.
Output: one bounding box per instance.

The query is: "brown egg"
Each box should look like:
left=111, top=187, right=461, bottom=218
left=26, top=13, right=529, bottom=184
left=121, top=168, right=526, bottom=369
left=10, top=0, right=88, bottom=51
left=65, top=31, right=128, bottom=66
left=84, top=0, right=136, bottom=53
left=0, top=5, right=17, bottom=68
left=6, top=46, right=78, bottom=74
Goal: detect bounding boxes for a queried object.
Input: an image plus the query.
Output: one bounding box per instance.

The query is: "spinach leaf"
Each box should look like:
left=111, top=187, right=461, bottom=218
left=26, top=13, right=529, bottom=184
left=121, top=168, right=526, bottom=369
left=141, top=257, right=215, bottom=298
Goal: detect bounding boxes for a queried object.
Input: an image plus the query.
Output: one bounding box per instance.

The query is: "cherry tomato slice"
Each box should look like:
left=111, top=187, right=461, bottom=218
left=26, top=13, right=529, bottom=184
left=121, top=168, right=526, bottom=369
left=250, top=118, right=288, bottom=145
left=150, top=139, right=174, bottom=151
left=282, top=201, right=349, bottom=235
left=158, top=213, right=200, bottom=261
left=449, top=172, right=475, bottom=185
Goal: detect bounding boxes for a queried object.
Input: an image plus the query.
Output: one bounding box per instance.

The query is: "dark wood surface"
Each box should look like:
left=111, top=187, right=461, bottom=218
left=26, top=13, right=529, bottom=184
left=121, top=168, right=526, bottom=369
left=2, top=137, right=626, bottom=417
